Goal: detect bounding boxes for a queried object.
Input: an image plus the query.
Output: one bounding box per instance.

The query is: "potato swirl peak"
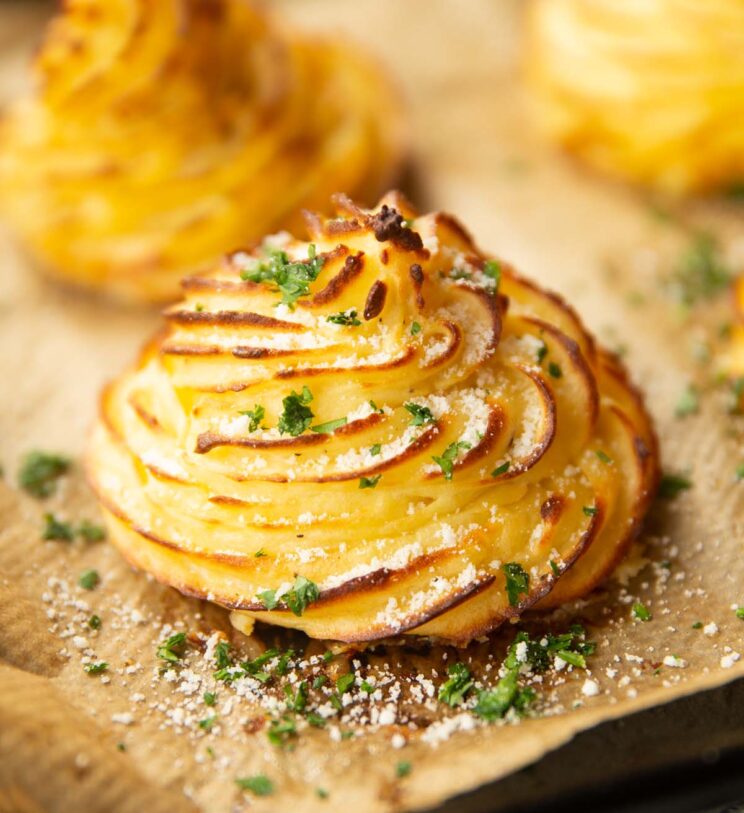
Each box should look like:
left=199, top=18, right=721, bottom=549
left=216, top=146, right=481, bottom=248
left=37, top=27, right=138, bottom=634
left=0, top=0, right=404, bottom=303
left=88, top=192, right=659, bottom=644
left=527, top=0, right=744, bottom=195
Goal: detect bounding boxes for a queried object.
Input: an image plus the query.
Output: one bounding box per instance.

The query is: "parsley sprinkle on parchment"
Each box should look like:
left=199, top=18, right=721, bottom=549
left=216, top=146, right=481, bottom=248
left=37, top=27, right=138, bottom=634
left=18, top=451, right=70, bottom=498
left=236, top=775, right=274, bottom=796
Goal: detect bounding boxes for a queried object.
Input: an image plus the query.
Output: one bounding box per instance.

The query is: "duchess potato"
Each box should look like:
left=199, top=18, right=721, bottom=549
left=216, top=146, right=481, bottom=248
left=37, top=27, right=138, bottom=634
left=527, top=0, right=744, bottom=196
left=0, top=0, right=405, bottom=303
left=87, top=192, right=659, bottom=645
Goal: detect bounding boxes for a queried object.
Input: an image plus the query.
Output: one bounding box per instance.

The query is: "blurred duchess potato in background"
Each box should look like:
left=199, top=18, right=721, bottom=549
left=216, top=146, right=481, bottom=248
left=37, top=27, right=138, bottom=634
left=527, top=0, right=744, bottom=196
left=0, top=0, right=405, bottom=303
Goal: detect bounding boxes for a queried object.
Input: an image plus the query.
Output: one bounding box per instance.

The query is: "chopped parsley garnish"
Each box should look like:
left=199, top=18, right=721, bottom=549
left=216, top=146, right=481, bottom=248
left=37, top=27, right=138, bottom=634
left=404, top=402, right=436, bottom=426
left=483, top=259, right=502, bottom=289
left=369, top=443, right=382, bottom=456
left=78, top=520, right=106, bottom=542
left=548, top=361, right=562, bottom=379
left=267, top=716, right=297, bottom=748
left=322, top=650, right=334, bottom=663
left=474, top=670, right=534, bottom=721
left=254, top=548, right=267, bottom=558
left=214, top=640, right=232, bottom=670
left=236, top=775, right=274, bottom=797
left=84, top=661, right=108, bottom=675
left=438, top=662, right=474, bottom=707
left=312, top=675, right=327, bottom=689
left=285, top=680, right=308, bottom=712
left=491, top=461, right=510, bottom=477
left=595, top=450, right=613, bottom=464
left=156, top=631, right=188, bottom=664
left=203, top=691, right=217, bottom=706
left=327, top=309, right=361, bottom=326
left=306, top=712, right=327, bottom=728
left=474, top=635, right=535, bottom=721
left=316, top=788, right=329, bottom=800
left=311, top=417, right=348, bottom=434
left=368, top=400, right=384, bottom=413
left=240, top=244, right=325, bottom=308
left=199, top=716, right=217, bottom=731
left=275, top=650, right=294, bottom=675
left=360, top=680, right=375, bottom=694
left=411, top=321, right=422, bottom=336
left=257, top=589, right=278, bottom=610
left=285, top=575, right=320, bottom=616
left=582, top=505, right=598, bottom=517
left=336, top=673, right=355, bottom=695
left=396, top=761, right=412, bottom=778
left=658, top=472, right=692, bottom=499
left=549, top=560, right=561, bottom=577
left=42, top=513, right=74, bottom=541
left=239, top=404, right=265, bottom=432
left=78, top=569, right=99, bottom=590
left=278, top=387, right=314, bottom=436
left=18, top=451, right=71, bottom=498
left=675, top=385, right=699, bottom=418
left=692, top=621, right=703, bottom=629
left=536, top=341, right=548, bottom=364
left=555, top=649, right=586, bottom=669
left=88, top=614, right=102, bottom=630
left=668, top=231, right=731, bottom=306
left=632, top=602, right=652, bottom=622
left=503, top=562, right=530, bottom=607
left=432, top=441, right=471, bottom=480
left=736, top=608, right=744, bottom=620
left=359, top=475, right=381, bottom=489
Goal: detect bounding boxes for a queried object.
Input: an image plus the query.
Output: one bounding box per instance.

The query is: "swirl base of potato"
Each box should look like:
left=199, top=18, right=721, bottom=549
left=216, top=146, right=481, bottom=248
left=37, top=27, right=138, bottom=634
left=87, top=192, right=659, bottom=644
left=0, top=0, right=404, bottom=303
left=527, top=0, right=744, bottom=196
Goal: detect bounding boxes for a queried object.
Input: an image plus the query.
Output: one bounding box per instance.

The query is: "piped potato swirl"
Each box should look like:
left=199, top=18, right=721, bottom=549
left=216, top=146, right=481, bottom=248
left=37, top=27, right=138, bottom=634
left=88, top=193, right=659, bottom=644
left=527, top=0, right=744, bottom=196
left=0, top=0, right=404, bottom=303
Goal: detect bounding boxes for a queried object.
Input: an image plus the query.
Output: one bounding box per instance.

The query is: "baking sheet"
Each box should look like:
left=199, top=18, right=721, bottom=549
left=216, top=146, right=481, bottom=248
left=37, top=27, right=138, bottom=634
left=1, top=2, right=743, bottom=811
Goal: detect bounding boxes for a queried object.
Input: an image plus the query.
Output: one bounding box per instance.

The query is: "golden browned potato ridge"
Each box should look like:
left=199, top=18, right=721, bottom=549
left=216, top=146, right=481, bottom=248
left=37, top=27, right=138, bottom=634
left=527, top=0, right=744, bottom=196
left=0, top=0, right=404, bottom=303
left=87, top=192, right=659, bottom=644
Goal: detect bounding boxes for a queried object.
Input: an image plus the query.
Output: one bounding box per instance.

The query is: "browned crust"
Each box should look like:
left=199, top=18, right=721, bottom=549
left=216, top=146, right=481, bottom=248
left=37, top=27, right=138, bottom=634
left=275, top=346, right=416, bottom=379
left=524, top=316, right=600, bottom=429
left=438, top=504, right=604, bottom=644
left=302, top=252, right=363, bottom=307
left=363, top=280, right=387, bottom=320
left=493, top=367, right=557, bottom=480
left=127, top=393, right=162, bottom=431
left=421, top=321, right=461, bottom=369
left=164, top=309, right=305, bottom=330
left=540, top=494, right=565, bottom=524
left=425, top=407, right=504, bottom=479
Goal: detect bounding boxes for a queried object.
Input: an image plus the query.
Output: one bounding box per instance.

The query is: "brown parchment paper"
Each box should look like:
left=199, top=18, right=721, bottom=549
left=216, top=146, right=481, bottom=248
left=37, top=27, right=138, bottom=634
left=1, top=2, right=743, bottom=812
